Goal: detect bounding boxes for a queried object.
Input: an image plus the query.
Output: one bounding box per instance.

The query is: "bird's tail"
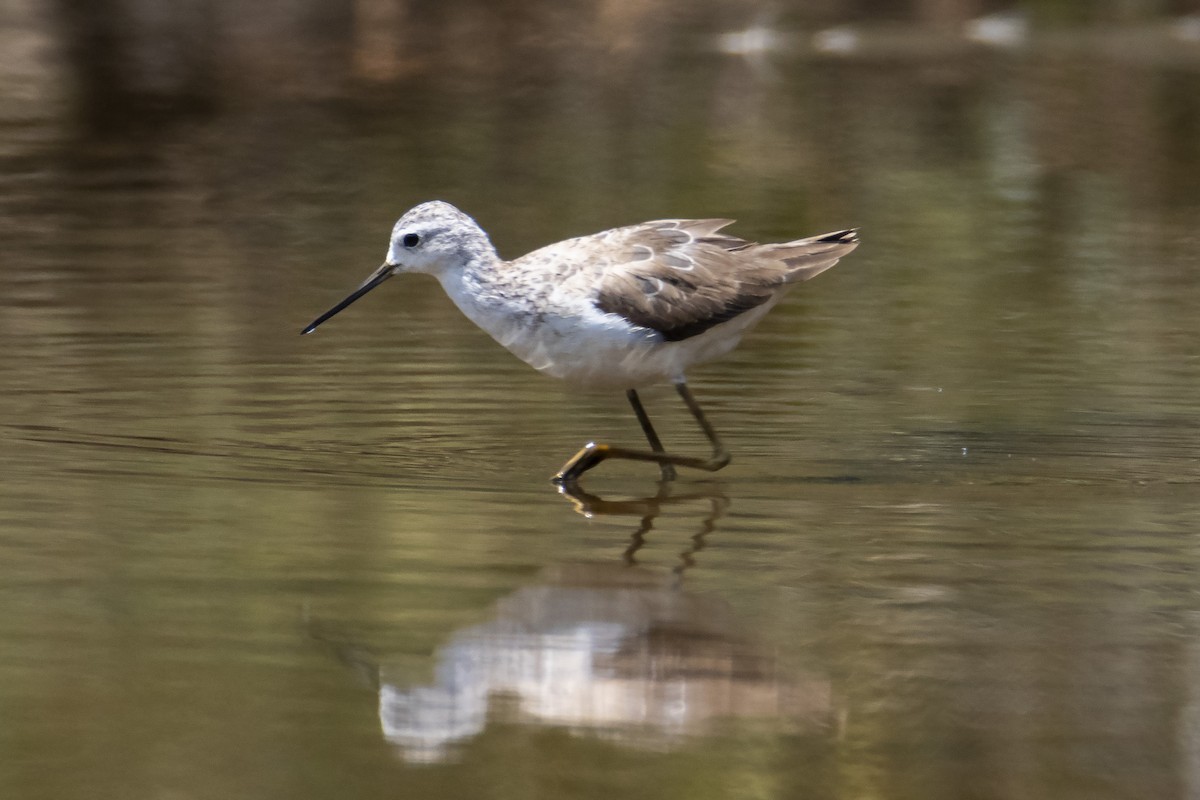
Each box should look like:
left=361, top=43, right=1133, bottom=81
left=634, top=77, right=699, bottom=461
left=762, top=229, right=859, bottom=283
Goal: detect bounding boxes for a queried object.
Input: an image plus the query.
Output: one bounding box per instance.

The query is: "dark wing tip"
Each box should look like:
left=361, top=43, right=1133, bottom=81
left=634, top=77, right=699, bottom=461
left=816, top=228, right=859, bottom=244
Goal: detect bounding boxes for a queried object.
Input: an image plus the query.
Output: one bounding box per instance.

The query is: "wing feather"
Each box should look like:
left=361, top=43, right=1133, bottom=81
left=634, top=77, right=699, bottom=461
left=590, top=220, right=856, bottom=342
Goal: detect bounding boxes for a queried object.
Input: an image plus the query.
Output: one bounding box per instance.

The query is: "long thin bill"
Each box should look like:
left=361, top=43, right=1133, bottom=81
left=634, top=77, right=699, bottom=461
left=301, top=265, right=393, bottom=335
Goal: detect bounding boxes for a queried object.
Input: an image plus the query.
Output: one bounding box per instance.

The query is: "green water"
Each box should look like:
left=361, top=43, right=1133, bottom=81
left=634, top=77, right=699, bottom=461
left=2, top=3, right=1199, bottom=799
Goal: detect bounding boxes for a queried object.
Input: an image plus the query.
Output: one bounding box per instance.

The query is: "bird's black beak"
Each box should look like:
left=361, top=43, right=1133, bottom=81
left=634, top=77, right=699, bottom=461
left=301, top=263, right=394, bottom=335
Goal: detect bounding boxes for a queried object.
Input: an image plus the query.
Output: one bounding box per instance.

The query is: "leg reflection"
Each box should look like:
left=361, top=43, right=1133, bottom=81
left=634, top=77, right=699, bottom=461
left=556, top=479, right=729, bottom=576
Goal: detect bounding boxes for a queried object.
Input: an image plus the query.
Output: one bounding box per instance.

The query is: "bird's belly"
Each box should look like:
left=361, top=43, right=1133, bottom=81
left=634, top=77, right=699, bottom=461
left=469, top=303, right=775, bottom=390
left=512, top=337, right=693, bottom=389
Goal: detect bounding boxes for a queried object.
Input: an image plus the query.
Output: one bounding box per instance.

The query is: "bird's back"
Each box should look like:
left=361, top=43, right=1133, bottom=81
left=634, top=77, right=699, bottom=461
left=525, top=219, right=857, bottom=343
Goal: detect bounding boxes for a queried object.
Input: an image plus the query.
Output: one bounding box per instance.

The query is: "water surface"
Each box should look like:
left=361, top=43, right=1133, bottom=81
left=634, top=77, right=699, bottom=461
left=2, top=4, right=1200, bottom=799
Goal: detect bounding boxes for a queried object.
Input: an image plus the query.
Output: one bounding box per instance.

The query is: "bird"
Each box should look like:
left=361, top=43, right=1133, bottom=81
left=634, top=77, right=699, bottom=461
left=301, top=201, right=858, bottom=484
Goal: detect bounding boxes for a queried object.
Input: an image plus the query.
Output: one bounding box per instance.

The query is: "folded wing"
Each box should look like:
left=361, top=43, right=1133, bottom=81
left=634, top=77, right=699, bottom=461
left=592, top=220, right=858, bottom=342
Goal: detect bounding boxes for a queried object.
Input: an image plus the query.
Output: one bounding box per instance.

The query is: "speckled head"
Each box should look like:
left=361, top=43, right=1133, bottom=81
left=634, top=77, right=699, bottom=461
left=385, top=201, right=497, bottom=277
left=300, top=201, right=497, bottom=335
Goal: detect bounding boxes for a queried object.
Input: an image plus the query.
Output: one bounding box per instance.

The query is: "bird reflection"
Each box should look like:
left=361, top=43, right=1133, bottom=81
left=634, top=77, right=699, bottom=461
left=310, top=485, right=831, bottom=763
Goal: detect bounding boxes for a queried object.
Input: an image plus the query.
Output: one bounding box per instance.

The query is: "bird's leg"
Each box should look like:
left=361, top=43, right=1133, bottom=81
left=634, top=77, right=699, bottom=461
left=674, top=381, right=731, bottom=469
left=626, top=388, right=676, bottom=482
left=552, top=382, right=731, bottom=484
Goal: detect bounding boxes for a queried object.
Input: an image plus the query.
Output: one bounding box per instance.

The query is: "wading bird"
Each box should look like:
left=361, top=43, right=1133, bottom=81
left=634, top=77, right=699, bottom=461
left=302, top=202, right=857, bottom=484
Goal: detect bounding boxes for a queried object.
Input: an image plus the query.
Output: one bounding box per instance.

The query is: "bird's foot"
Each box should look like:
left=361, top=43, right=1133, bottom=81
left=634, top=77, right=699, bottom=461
left=552, top=441, right=690, bottom=484
left=552, top=441, right=610, bottom=485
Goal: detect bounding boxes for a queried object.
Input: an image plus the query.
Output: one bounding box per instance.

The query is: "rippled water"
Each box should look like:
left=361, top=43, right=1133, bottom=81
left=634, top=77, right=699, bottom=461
left=3, top=4, right=1200, bottom=799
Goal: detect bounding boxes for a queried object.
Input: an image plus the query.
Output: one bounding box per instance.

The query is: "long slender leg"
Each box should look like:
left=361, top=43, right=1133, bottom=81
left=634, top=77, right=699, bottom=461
left=674, top=381, right=731, bottom=467
left=553, top=381, right=731, bottom=484
left=626, top=388, right=676, bottom=481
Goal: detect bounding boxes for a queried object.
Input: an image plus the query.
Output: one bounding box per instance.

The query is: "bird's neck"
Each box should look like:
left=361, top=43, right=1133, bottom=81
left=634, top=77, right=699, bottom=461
left=437, top=250, right=506, bottom=317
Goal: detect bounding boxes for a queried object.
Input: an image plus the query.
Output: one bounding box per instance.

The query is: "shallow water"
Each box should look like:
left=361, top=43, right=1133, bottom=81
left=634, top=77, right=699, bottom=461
left=3, top=3, right=1200, bottom=799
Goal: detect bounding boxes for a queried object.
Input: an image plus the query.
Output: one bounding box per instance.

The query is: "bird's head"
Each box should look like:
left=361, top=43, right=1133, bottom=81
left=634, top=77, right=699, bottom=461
left=301, top=201, right=495, bottom=335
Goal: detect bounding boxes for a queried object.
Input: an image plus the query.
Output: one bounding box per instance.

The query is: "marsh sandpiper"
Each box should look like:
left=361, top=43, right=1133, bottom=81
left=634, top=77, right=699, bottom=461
left=302, top=201, right=858, bottom=484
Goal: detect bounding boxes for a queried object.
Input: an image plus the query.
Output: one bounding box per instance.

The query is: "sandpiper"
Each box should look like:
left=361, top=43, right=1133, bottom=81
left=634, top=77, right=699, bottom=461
left=302, top=201, right=858, bottom=483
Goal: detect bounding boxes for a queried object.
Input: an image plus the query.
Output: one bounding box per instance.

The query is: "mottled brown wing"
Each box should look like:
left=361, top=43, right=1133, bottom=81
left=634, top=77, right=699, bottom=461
left=592, top=219, right=857, bottom=342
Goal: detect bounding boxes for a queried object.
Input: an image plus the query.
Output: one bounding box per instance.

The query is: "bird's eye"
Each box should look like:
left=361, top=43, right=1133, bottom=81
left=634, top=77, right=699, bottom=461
left=402, top=233, right=420, bottom=248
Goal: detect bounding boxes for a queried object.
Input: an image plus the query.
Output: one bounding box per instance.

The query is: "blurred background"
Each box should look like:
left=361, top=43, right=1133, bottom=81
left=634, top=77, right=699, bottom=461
left=2, top=1, right=1200, bottom=799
